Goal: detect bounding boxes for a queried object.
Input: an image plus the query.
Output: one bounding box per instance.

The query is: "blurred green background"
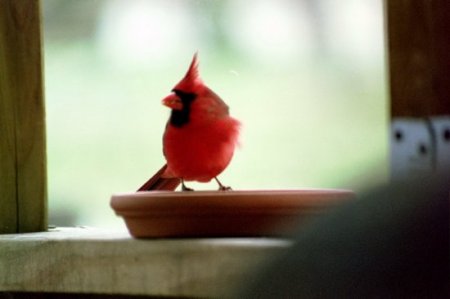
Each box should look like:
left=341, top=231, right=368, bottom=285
left=43, top=0, right=387, bottom=228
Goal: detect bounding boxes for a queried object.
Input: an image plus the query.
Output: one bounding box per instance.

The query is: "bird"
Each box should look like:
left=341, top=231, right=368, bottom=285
left=138, top=53, right=240, bottom=192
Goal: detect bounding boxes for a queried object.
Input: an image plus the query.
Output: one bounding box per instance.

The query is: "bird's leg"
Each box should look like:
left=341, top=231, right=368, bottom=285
left=214, top=177, right=232, bottom=191
left=181, top=179, right=194, bottom=191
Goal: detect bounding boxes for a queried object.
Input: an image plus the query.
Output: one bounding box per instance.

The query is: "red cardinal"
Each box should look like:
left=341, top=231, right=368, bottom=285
left=138, top=53, right=240, bottom=191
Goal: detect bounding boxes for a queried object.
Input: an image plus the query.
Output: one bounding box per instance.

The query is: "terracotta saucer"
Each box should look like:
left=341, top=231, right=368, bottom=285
left=110, top=189, right=354, bottom=238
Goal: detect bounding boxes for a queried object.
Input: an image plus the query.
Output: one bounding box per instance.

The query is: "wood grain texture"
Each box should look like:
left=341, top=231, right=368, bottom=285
left=386, top=0, right=450, bottom=117
left=0, top=227, right=290, bottom=298
left=0, top=73, right=17, bottom=233
left=0, top=0, right=47, bottom=233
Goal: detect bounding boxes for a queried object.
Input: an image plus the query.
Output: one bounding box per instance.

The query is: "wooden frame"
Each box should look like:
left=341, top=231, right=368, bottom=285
left=0, top=1, right=449, bottom=297
left=0, top=0, right=47, bottom=233
left=0, top=1, right=448, bottom=233
left=386, top=1, right=450, bottom=117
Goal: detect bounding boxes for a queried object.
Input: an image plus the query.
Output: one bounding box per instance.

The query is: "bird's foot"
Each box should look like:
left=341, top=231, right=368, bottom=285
left=181, top=179, right=194, bottom=191
left=218, top=185, right=232, bottom=191
left=182, top=185, right=194, bottom=191
left=214, top=177, right=232, bottom=191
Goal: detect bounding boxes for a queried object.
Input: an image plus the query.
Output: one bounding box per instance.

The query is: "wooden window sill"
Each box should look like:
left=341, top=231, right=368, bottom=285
left=0, top=227, right=290, bottom=298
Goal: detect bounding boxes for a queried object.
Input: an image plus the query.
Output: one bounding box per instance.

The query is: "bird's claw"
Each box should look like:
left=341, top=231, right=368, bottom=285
left=218, top=186, right=232, bottom=191
left=181, top=179, right=194, bottom=191
left=181, top=185, right=194, bottom=192
left=214, top=177, right=232, bottom=191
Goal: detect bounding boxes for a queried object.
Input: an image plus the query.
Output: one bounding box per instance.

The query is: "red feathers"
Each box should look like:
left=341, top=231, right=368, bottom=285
left=163, top=115, right=240, bottom=182
left=163, top=54, right=240, bottom=190
left=139, top=53, right=240, bottom=191
left=173, top=52, right=203, bottom=93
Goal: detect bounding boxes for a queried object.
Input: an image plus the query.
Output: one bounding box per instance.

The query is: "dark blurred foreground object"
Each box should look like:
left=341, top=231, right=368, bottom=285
left=241, top=174, right=449, bottom=298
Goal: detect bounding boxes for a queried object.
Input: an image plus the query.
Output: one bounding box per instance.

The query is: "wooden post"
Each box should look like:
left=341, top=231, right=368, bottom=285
left=386, top=0, right=450, bottom=117
left=0, top=0, right=47, bottom=233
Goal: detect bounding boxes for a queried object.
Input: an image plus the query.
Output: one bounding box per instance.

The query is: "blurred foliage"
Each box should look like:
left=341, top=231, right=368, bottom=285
left=43, top=0, right=387, bottom=228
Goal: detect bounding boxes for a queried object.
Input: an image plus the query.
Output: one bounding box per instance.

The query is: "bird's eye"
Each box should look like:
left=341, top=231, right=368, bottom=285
left=173, top=89, right=196, bottom=103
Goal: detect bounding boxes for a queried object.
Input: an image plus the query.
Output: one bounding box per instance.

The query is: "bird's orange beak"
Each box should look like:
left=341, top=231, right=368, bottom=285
left=162, top=93, right=183, bottom=110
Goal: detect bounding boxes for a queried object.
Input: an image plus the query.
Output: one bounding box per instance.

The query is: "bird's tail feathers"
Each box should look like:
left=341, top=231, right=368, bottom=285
left=137, top=164, right=180, bottom=191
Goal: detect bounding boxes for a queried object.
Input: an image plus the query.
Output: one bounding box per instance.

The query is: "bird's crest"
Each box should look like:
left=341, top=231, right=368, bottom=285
left=173, top=52, right=203, bottom=92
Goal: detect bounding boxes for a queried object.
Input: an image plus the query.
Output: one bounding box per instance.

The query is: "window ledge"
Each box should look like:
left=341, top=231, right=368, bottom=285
left=0, top=227, right=290, bottom=297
